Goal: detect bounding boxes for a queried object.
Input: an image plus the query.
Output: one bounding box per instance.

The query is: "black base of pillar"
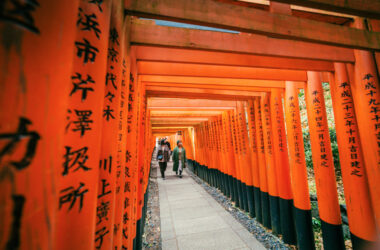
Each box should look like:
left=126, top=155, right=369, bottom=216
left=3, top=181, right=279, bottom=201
left=242, top=182, right=249, bottom=212
left=320, top=220, right=345, bottom=250
left=279, top=198, right=296, bottom=244
left=222, top=173, right=230, bottom=197
left=237, top=179, right=244, bottom=209
left=351, top=232, right=377, bottom=250
left=269, top=195, right=281, bottom=235
left=261, top=191, right=271, bottom=229
left=247, top=185, right=255, bottom=218
left=228, top=175, right=233, bottom=199
left=233, top=178, right=240, bottom=207
left=136, top=219, right=142, bottom=250
left=293, top=206, right=315, bottom=250
left=253, top=187, right=262, bottom=222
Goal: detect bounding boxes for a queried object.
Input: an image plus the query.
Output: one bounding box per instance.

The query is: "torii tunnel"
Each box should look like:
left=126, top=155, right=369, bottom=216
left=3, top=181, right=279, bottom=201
left=1, top=0, right=380, bottom=249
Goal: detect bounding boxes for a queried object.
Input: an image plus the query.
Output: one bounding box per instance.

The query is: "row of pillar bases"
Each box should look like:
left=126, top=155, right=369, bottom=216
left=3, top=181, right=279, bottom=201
left=184, top=60, right=380, bottom=250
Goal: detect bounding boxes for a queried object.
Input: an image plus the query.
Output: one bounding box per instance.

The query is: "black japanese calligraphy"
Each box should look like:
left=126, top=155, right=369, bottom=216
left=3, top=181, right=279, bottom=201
left=99, top=156, right=112, bottom=173
left=77, top=8, right=100, bottom=39
left=6, top=195, right=25, bottom=250
left=62, top=146, right=91, bottom=176
left=96, top=201, right=110, bottom=225
left=98, top=179, right=111, bottom=198
left=103, top=105, right=115, bottom=121
left=0, top=0, right=40, bottom=33
left=75, top=38, right=99, bottom=63
left=70, top=73, right=95, bottom=101
left=0, top=117, right=40, bottom=170
left=59, top=182, right=89, bottom=212
left=95, top=227, right=109, bottom=249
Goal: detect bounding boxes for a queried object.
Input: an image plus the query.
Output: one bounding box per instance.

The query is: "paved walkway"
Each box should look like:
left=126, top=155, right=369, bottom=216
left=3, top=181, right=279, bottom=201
left=158, top=162, right=266, bottom=250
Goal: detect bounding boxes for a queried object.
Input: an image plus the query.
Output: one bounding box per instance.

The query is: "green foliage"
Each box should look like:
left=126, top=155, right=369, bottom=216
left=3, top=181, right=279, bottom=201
left=312, top=217, right=321, bottom=232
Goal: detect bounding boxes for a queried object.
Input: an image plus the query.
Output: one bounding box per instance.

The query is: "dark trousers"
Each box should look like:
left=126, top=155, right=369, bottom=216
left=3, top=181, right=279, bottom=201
left=159, top=162, right=167, bottom=178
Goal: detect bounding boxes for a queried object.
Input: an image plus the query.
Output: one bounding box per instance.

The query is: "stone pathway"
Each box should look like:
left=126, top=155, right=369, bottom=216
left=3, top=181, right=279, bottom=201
left=158, top=162, right=266, bottom=250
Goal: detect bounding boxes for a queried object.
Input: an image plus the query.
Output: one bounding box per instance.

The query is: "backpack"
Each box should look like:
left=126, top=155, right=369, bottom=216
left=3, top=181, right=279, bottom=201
left=157, top=149, right=163, bottom=160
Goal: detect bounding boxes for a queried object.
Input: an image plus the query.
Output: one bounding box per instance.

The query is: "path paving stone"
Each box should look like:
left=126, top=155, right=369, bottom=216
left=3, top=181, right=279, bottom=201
left=158, top=164, right=266, bottom=250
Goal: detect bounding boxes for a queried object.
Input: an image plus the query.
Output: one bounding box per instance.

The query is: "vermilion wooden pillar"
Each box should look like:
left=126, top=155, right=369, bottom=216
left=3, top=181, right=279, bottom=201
left=329, top=64, right=377, bottom=248
left=231, top=110, right=244, bottom=208
left=96, top=1, right=124, bottom=248
left=213, top=118, right=220, bottom=190
left=203, top=122, right=211, bottom=183
left=135, top=78, right=147, bottom=250
left=228, top=110, right=240, bottom=206
left=284, top=81, right=315, bottom=250
left=260, top=93, right=281, bottom=235
left=305, top=71, right=344, bottom=250
left=226, top=111, right=238, bottom=204
left=234, top=108, right=248, bottom=211
left=113, top=15, right=131, bottom=250
left=216, top=116, right=225, bottom=194
left=221, top=112, right=233, bottom=198
left=254, top=97, right=271, bottom=228
left=350, top=18, right=380, bottom=230
left=209, top=118, right=218, bottom=188
left=0, top=1, right=79, bottom=249
left=206, top=120, right=214, bottom=186
left=237, top=103, right=249, bottom=212
left=247, top=100, right=262, bottom=222
left=270, top=89, right=296, bottom=244
left=55, top=1, right=111, bottom=249
left=125, top=49, right=138, bottom=249
left=237, top=101, right=255, bottom=217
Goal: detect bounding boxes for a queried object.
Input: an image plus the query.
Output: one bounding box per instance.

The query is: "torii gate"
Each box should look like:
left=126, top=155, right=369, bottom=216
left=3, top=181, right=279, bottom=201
left=1, top=0, right=380, bottom=250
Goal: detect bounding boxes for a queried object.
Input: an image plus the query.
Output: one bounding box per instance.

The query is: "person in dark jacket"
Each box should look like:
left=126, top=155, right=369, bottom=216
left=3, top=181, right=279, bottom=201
left=157, top=139, right=170, bottom=179
left=172, top=140, right=186, bottom=178
left=164, top=137, right=171, bottom=151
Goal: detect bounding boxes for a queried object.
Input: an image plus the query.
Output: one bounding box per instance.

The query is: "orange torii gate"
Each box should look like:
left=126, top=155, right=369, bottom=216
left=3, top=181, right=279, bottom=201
left=1, top=0, right=380, bottom=250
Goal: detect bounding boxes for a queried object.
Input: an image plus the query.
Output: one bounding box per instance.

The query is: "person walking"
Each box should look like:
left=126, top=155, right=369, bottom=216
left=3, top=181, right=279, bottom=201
left=157, top=139, right=170, bottom=179
left=172, top=140, right=186, bottom=178
left=164, top=137, right=171, bottom=155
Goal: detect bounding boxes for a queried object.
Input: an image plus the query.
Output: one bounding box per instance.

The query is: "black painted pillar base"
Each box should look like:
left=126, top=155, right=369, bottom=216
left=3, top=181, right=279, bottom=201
left=231, top=176, right=237, bottom=202
left=214, top=169, right=218, bottom=188
left=212, top=169, right=215, bottom=187
left=216, top=170, right=221, bottom=190
left=233, top=178, right=240, bottom=207
left=133, top=237, right=136, bottom=250
left=136, top=219, right=142, bottom=250
left=293, top=206, right=315, bottom=250
left=269, top=195, right=281, bottom=235
left=236, top=179, right=244, bottom=209
left=261, top=191, right=271, bottom=229
left=247, top=185, right=255, bottom=218
left=253, top=187, right=262, bottom=223
left=223, top=173, right=228, bottom=196
left=206, top=167, right=210, bottom=184
left=228, top=175, right=234, bottom=199
left=351, top=232, right=377, bottom=250
left=279, top=198, right=296, bottom=245
left=223, top=173, right=229, bottom=197
left=242, top=182, right=249, bottom=212
left=321, top=220, right=345, bottom=250
left=211, top=168, right=215, bottom=187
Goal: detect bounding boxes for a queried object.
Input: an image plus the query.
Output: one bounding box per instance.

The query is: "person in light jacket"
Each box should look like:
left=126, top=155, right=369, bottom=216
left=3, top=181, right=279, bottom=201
left=172, top=140, right=186, bottom=178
